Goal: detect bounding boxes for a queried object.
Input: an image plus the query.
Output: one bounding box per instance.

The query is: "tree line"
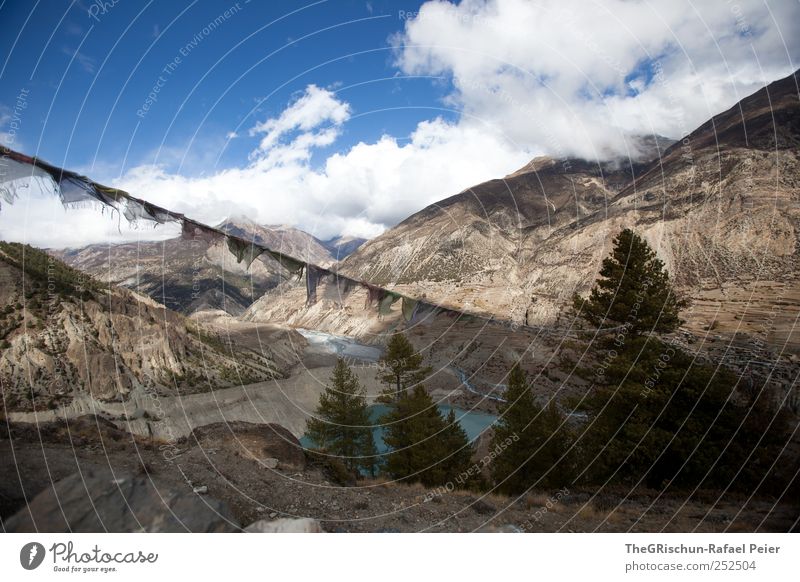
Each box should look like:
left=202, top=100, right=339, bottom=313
left=306, top=229, right=794, bottom=497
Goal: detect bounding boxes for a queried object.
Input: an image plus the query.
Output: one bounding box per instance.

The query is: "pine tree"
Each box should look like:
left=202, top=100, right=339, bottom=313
left=490, top=365, right=573, bottom=494
left=569, top=231, right=793, bottom=493
left=576, top=335, right=792, bottom=491
left=306, top=358, right=377, bottom=477
left=377, top=333, right=431, bottom=401
left=574, top=229, right=685, bottom=336
left=442, top=409, right=474, bottom=482
left=381, top=386, right=472, bottom=487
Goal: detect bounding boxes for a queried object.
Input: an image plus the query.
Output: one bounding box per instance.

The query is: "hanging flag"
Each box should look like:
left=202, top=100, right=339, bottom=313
left=401, top=297, right=419, bottom=322
left=305, top=264, right=328, bottom=305
left=322, top=273, right=359, bottom=305
left=378, top=292, right=401, bottom=316
left=0, top=157, right=57, bottom=207
left=181, top=220, right=226, bottom=247
left=266, top=249, right=306, bottom=280
left=363, top=283, right=385, bottom=309
left=227, top=236, right=264, bottom=269
left=0, top=146, right=512, bottom=331
left=410, top=301, right=439, bottom=326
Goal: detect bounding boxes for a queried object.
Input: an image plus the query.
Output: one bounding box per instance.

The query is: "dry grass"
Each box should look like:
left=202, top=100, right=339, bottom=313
left=576, top=503, right=605, bottom=521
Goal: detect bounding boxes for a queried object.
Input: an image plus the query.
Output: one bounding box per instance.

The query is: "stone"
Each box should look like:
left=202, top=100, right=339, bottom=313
left=471, top=498, right=496, bottom=515
left=263, top=458, right=279, bottom=469
left=244, top=518, right=322, bottom=533
left=477, top=523, right=523, bottom=533
left=3, top=469, right=239, bottom=533
left=193, top=485, right=208, bottom=494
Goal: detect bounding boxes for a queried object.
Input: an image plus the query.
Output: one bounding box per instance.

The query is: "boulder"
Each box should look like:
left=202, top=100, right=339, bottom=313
left=4, top=469, right=239, bottom=532
left=477, top=523, right=523, bottom=533
left=244, top=518, right=322, bottom=533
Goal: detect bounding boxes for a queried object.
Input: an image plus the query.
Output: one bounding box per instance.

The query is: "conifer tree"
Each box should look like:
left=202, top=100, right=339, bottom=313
left=574, top=229, right=685, bottom=336
left=306, top=358, right=377, bottom=476
left=381, top=386, right=472, bottom=486
left=576, top=336, right=792, bottom=491
left=490, top=365, right=573, bottom=494
left=377, top=333, right=431, bottom=401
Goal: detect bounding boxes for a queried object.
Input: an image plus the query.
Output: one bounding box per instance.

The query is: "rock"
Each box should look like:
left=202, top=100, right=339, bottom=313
left=470, top=498, right=496, bottom=515
left=190, top=422, right=306, bottom=470
left=3, top=469, right=239, bottom=533
left=193, top=485, right=208, bottom=494
left=244, top=518, right=322, bottom=533
left=477, top=523, right=523, bottom=533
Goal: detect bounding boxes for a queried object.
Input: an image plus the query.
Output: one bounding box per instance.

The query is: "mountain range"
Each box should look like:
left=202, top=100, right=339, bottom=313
left=20, top=69, right=800, bottom=406
left=0, top=242, right=302, bottom=411
left=331, top=70, right=800, bottom=349
left=53, top=218, right=365, bottom=315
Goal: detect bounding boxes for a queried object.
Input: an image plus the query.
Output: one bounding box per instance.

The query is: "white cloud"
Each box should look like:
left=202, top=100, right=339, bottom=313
left=112, top=107, right=527, bottom=242
left=62, top=46, right=97, bottom=74
left=394, top=0, right=800, bottom=159
left=0, top=188, right=180, bottom=249
left=248, top=84, right=351, bottom=154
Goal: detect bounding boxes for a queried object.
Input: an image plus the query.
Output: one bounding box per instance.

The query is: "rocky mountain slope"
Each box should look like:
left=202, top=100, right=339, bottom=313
left=335, top=70, right=800, bottom=350
left=54, top=218, right=360, bottom=315
left=4, top=416, right=796, bottom=532
left=322, top=235, right=367, bottom=261
left=0, top=242, right=301, bottom=412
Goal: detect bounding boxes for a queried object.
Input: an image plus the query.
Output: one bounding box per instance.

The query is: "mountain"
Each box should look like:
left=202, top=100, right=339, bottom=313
left=338, top=70, right=800, bottom=353
left=321, top=235, right=367, bottom=261
left=53, top=237, right=277, bottom=316
left=219, top=218, right=366, bottom=261
left=53, top=218, right=355, bottom=316
left=0, top=242, right=296, bottom=412
left=217, top=217, right=335, bottom=266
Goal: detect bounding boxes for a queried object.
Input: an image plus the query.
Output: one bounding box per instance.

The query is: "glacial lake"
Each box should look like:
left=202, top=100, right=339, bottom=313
left=301, top=403, right=497, bottom=455
left=295, top=327, right=499, bottom=454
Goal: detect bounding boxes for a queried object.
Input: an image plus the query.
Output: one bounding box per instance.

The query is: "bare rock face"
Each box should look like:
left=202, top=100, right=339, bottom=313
left=190, top=421, right=307, bottom=470
left=3, top=469, right=239, bottom=532
left=0, top=243, right=293, bottom=411
left=52, top=218, right=341, bottom=316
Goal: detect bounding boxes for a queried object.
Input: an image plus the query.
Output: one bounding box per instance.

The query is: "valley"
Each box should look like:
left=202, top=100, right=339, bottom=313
left=1, top=70, right=799, bottom=534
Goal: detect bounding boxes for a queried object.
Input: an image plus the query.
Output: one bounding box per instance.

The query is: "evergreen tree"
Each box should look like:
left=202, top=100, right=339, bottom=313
left=377, top=333, right=431, bottom=401
left=381, top=386, right=472, bottom=487
left=577, top=336, right=792, bottom=491
left=306, top=358, right=377, bottom=476
left=568, top=229, right=794, bottom=493
left=442, top=408, right=474, bottom=481
left=574, top=229, right=685, bottom=336
left=491, top=365, right=573, bottom=494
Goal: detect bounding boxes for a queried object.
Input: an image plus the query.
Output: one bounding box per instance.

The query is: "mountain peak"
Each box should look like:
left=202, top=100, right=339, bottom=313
left=504, top=156, right=558, bottom=178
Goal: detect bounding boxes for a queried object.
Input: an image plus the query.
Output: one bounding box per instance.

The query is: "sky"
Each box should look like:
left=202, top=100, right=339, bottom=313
left=0, top=0, right=798, bottom=248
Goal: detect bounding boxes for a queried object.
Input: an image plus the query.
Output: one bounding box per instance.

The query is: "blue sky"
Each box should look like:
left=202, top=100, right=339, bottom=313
left=0, top=0, right=450, bottom=174
left=0, top=0, right=798, bottom=247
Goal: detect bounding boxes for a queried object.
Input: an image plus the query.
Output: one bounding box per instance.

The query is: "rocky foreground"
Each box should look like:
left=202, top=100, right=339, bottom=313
left=1, top=417, right=796, bottom=533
